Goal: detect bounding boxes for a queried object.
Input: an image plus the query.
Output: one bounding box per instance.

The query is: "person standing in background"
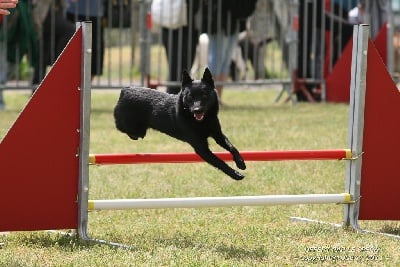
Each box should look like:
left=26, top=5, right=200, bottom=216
left=360, top=0, right=388, bottom=39
left=161, top=0, right=200, bottom=94
left=66, top=0, right=104, bottom=80
left=0, top=0, right=18, bottom=110
left=31, top=0, right=75, bottom=88
left=0, top=0, right=36, bottom=111
left=202, top=0, right=257, bottom=106
left=241, top=0, right=273, bottom=80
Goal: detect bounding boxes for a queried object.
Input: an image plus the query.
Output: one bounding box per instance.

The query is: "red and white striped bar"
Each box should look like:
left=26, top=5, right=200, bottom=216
left=88, top=193, right=352, bottom=211
left=89, top=149, right=352, bottom=165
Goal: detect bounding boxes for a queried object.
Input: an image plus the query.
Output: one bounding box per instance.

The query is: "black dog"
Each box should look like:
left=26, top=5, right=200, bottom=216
left=113, top=68, right=246, bottom=180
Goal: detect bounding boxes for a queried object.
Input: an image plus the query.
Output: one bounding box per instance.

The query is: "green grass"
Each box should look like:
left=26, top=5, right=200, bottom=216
left=1, top=89, right=400, bottom=266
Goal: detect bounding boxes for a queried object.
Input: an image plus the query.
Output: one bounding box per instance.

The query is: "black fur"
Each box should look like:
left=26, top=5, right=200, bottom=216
left=113, top=68, right=246, bottom=180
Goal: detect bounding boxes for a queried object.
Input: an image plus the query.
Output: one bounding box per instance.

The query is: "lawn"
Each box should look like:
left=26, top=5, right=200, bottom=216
left=0, top=88, right=399, bottom=266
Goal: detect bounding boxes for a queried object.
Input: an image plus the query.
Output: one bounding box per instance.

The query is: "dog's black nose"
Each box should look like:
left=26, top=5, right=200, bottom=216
left=193, top=107, right=203, bottom=113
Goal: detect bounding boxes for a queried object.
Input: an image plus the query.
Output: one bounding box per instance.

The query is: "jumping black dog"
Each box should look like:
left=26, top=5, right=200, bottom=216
left=113, top=68, right=246, bottom=180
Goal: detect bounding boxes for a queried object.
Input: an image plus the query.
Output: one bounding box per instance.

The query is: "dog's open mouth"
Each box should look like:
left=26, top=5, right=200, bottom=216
left=194, top=111, right=205, bottom=121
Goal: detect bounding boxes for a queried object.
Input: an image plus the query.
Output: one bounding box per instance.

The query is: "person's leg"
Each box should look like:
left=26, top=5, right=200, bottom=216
left=216, top=32, right=239, bottom=104
left=67, top=13, right=104, bottom=79
left=255, top=44, right=266, bottom=79
left=162, top=27, right=182, bottom=94
left=207, top=33, right=226, bottom=104
left=53, top=16, right=75, bottom=62
left=91, top=16, right=104, bottom=79
left=189, top=28, right=199, bottom=69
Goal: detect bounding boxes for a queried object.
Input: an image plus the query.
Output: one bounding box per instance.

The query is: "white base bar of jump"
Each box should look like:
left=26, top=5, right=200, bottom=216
left=88, top=193, right=351, bottom=211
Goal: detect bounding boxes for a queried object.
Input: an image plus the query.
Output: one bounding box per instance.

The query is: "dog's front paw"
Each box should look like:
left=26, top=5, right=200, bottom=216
left=235, top=158, right=246, bottom=170
left=230, top=170, right=245, bottom=180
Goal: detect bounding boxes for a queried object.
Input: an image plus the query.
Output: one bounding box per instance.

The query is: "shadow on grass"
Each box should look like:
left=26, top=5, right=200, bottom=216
left=215, top=245, right=269, bottom=260
left=17, top=232, right=100, bottom=251
left=154, top=235, right=269, bottom=260
left=379, top=225, right=400, bottom=237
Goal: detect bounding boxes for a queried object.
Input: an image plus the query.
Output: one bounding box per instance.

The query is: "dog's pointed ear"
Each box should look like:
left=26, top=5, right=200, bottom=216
left=181, top=70, right=193, bottom=87
left=201, top=68, right=215, bottom=88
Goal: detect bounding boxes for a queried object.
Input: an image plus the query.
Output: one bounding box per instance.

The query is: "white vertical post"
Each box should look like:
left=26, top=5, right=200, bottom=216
left=344, top=24, right=369, bottom=229
left=78, top=22, right=92, bottom=241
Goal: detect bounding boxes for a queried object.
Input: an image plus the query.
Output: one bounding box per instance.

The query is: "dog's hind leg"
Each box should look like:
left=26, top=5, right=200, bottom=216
left=194, top=145, right=244, bottom=180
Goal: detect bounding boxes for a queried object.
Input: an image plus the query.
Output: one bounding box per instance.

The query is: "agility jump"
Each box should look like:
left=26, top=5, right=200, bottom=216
left=0, top=23, right=399, bottom=244
left=89, top=149, right=352, bottom=165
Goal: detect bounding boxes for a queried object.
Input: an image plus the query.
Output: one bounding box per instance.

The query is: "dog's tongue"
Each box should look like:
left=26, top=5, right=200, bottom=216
left=194, top=112, right=204, bottom=121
